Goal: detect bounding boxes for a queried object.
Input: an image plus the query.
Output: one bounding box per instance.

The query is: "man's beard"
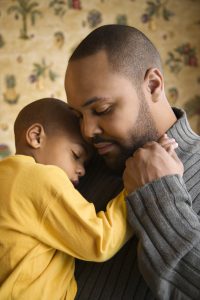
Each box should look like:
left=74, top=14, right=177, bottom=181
left=97, top=97, right=159, bottom=174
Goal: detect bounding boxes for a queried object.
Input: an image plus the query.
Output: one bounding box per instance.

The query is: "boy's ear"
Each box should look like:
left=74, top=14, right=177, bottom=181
left=144, top=68, right=164, bottom=102
left=26, top=123, right=46, bottom=149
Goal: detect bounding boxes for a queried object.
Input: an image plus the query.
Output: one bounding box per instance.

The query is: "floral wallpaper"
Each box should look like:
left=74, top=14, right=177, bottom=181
left=0, top=0, right=200, bottom=159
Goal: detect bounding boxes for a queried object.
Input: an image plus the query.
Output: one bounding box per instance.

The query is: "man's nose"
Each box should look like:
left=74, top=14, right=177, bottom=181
left=81, top=116, right=102, bottom=139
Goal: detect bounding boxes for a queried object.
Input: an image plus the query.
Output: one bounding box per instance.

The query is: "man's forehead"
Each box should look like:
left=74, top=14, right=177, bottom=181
left=66, top=51, right=111, bottom=83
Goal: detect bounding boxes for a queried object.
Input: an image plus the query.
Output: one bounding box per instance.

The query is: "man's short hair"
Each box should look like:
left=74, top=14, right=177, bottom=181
left=69, top=24, right=162, bottom=86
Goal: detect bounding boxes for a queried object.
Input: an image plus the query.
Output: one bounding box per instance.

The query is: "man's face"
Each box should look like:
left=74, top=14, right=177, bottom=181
left=65, top=51, right=159, bottom=171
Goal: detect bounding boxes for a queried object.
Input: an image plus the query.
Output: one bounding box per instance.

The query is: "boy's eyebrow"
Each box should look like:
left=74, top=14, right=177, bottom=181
left=74, top=141, right=87, bottom=154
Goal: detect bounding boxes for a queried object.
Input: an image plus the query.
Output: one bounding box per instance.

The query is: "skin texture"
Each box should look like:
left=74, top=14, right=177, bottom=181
left=20, top=123, right=87, bottom=186
left=123, top=141, right=184, bottom=193
left=65, top=50, right=181, bottom=181
left=63, top=26, right=191, bottom=300
left=14, top=99, right=91, bottom=186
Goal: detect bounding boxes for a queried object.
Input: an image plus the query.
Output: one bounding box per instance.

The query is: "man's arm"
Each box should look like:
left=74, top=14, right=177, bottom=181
left=123, top=143, right=200, bottom=299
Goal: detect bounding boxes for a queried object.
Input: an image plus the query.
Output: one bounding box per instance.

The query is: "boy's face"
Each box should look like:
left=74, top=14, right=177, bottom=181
left=38, top=133, right=87, bottom=186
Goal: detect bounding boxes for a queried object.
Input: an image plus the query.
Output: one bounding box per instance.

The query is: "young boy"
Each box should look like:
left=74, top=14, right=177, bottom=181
left=0, top=98, right=178, bottom=300
left=0, top=98, right=131, bottom=300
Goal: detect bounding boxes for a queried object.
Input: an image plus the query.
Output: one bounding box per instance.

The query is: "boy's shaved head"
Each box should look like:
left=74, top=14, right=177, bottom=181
left=69, top=24, right=162, bottom=87
left=14, top=98, right=81, bottom=149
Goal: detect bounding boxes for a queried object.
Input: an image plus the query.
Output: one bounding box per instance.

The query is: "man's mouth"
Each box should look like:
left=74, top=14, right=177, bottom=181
left=94, top=142, right=115, bottom=155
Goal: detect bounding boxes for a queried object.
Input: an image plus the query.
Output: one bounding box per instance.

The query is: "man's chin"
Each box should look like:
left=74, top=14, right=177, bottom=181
left=102, top=154, right=126, bottom=175
left=98, top=144, right=133, bottom=174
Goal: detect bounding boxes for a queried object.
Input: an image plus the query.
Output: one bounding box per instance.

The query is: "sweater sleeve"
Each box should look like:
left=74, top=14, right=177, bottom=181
left=126, top=174, right=200, bottom=300
left=38, top=167, right=132, bottom=262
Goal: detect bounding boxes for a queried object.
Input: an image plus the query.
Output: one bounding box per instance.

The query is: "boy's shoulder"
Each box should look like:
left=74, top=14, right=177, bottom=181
left=0, top=155, right=75, bottom=224
left=1, top=155, right=70, bottom=188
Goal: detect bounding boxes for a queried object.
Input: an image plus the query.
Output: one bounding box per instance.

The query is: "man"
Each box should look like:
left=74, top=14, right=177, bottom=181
left=65, top=25, right=200, bottom=299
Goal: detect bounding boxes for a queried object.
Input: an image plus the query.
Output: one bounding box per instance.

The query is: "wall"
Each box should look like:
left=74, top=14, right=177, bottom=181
left=0, top=0, right=200, bottom=158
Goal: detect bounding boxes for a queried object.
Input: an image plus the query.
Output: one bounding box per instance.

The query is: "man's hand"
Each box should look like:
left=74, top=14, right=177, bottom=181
left=123, top=138, right=184, bottom=194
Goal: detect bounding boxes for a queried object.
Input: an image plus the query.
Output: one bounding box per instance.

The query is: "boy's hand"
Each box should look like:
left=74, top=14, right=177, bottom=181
left=123, top=135, right=184, bottom=194
left=158, top=133, right=178, bottom=154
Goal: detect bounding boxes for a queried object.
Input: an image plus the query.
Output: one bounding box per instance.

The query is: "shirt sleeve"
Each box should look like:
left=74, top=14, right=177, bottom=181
left=37, top=166, right=132, bottom=262
left=126, top=174, right=200, bottom=299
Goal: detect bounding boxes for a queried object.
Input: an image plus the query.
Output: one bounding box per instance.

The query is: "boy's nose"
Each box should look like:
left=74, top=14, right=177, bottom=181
left=77, top=164, right=85, bottom=177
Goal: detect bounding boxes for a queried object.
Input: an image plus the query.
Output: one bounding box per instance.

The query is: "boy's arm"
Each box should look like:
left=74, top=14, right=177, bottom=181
left=38, top=166, right=132, bottom=262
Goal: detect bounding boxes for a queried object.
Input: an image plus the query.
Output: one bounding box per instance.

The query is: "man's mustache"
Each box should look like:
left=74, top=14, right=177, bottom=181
left=91, top=135, right=117, bottom=145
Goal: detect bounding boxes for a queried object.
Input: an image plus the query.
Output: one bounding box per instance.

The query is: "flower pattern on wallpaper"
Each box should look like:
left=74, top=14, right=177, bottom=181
left=54, top=31, right=65, bottom=48
left=3, top=75, right=20, bottom=105
left=29, top=59, right=58, bottom=90
left=7, top=0, right=42, bottom=40
left=116, top=14, right=128, bottom=25
left=184, top=95, right=200, bottom=133
left=167, top=87, right=179, bottom=105
left=141, top=0, right=174, bottom=30
left=166, top=43, right=198, bottom=73
left=87, top=9, right=102, bottom=28
left=0, top=0, right=200, bottom=156
left=0, top=144, right=11, bottom=160
left=49, top=0, right=81, bottom=16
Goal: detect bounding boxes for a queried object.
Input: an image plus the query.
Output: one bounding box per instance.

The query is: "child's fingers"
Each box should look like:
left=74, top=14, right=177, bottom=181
left=164, top=143, right=178, bottom=155
left=158, top=134, right=178, bottom=150
left=158, top=133, right=174, bottom=145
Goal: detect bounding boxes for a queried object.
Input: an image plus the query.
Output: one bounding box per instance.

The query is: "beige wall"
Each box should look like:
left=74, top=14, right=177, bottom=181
left=0, top=0, right=200, bottom=158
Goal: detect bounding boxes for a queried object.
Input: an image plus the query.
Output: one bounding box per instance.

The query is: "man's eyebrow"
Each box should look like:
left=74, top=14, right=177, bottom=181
left=68, top=97, right=110, bottom=110
left=82, top=97, right=109, bottom=108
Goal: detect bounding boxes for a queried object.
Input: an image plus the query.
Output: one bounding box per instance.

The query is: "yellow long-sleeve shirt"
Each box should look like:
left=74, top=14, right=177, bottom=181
left=0, top=155, right=131, bottom=300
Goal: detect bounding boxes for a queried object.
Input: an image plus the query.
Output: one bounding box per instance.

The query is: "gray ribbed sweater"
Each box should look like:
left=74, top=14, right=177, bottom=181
left=75, top=108, right=200, bottom=300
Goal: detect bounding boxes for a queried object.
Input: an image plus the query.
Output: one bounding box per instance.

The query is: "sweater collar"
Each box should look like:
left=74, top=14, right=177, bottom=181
left=167, top=107, right=200, bottom=155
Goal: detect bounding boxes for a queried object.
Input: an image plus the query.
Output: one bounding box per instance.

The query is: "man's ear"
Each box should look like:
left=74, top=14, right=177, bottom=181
left=144, top=68, right=164, bottom=102
left=26, top=123, right=45, bottom=149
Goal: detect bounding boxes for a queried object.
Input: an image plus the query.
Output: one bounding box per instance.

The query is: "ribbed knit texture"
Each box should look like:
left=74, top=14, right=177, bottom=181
left=75, top=108, right=200, bottom=300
